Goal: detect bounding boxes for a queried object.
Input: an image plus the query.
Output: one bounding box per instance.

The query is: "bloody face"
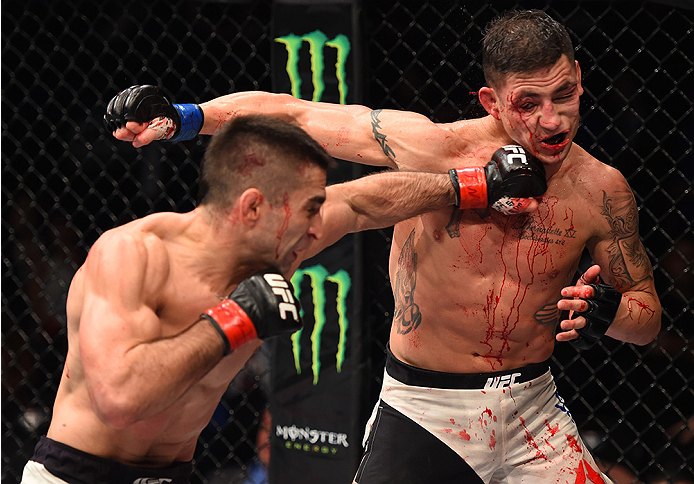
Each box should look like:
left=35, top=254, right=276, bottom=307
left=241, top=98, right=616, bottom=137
left=493, top=55, right=583, bottom=166
left=265, top=164, right=327, bottom=273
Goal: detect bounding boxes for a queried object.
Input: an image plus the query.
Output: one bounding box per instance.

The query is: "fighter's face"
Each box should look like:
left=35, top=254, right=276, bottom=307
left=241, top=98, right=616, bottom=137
left=265, top=164, right=327, bottom=273
left=494, top=55, right=583, bottom=166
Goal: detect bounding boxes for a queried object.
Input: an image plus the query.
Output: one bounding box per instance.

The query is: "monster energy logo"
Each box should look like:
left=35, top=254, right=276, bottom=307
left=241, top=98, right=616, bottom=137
left=275, top=30, right=351, bottom=105
left=290, top=265, right=351, bottom=385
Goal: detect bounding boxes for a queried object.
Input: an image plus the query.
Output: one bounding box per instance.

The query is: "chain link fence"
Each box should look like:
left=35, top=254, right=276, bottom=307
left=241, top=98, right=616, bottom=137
left=2, top=1, right=692, bottom=483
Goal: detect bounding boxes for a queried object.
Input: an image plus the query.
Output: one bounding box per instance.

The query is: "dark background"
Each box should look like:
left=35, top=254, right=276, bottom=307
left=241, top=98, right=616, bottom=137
left=2, top=1, right=692, bottom=483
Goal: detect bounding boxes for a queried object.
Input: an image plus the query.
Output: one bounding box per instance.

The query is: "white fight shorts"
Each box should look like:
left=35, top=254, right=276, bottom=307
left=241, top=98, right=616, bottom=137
left=355, top=347, right=613, bottom=484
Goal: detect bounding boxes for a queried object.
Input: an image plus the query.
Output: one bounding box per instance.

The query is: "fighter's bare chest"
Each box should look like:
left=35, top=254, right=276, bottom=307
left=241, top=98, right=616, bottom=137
left=410, top=195, right=591, bottom=277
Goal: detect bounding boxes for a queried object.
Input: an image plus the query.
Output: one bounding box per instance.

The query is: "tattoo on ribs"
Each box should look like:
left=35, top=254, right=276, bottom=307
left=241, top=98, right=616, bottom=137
left=371, top=110, right=396, bottom=160
left=393, top=229, right=422, bottom=335
left=534, top=302, right=561, bottom=326
left=600, top=190, right=652, bottom=290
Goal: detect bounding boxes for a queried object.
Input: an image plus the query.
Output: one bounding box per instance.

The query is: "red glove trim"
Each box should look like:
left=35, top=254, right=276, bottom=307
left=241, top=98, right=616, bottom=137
left=451, top=167, right=488, bottom=209
left=202, top=299, right=258, bottom=355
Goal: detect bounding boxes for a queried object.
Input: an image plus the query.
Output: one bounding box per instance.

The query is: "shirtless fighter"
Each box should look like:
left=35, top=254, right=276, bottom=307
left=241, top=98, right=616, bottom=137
left=22, top=110, right=546, bottom=483
left=110, top=9, right=661, bottom=483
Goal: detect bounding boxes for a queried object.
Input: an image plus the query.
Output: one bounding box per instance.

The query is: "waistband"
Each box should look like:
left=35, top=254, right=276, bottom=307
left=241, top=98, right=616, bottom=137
left=385, top=346, right=550, bottom=390
left=31, top=436, right=193, bottom=484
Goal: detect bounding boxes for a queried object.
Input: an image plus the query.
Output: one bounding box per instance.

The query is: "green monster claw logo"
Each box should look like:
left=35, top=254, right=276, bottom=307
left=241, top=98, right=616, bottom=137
left=275, top=31, right=351, bottom=104
left=291, top=266, right=351, bottom=385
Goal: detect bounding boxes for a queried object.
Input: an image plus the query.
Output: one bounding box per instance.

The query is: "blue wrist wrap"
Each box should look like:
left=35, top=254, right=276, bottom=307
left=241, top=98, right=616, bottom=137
left=169, top=104, right=204, bottom=141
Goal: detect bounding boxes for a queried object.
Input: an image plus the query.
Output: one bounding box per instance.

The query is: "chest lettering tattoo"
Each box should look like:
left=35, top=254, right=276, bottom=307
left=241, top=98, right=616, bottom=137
left=517, top=217, right=577, bottom=246
left=393, top=229, right=422, bottom=335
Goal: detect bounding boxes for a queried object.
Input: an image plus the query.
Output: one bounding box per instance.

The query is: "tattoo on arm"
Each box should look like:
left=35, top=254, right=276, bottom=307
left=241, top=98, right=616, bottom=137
left=371, top=110, right=396, bottom=161
left=599, top=190, right=653, bottom=290
left=393, top=229, right=422, bottom=335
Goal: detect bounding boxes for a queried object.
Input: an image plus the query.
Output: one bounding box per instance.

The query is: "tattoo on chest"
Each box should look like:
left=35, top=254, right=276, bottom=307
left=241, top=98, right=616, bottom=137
left=445, top=209, right=464, bottom=238
left=393, top=229, right=422, bottom=335
left=445, top=207, right=489, bottom=238
left=517, top=217, right=576, bottom=245
left=600, top=190, right=652, bottom=289
left=371, top=110, right=396, bottom=161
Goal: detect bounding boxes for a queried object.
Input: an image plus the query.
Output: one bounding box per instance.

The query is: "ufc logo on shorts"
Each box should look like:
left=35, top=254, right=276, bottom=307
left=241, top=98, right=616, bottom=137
left=484, top=372, right=522, bottom=389
left=501, top=145, right=529, bottom=165
left=264, top=273, right=300, bottom=322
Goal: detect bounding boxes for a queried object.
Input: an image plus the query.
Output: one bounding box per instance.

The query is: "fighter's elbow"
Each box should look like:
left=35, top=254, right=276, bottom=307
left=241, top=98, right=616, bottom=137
left=630, top=312, right=662, bottom=346
left=642, top=318, right=662, bottom=346
left=89, top=385, right=140, bottom=429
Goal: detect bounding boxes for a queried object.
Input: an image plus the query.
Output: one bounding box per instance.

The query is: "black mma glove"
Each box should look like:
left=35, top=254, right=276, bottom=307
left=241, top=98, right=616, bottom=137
left=103, top=85, right=204, bottom=141
left=201, top=270, right=303, bottom=355
left=449, top=145, right=547, bottom=214
left=570, top=283, right=622, bottom=350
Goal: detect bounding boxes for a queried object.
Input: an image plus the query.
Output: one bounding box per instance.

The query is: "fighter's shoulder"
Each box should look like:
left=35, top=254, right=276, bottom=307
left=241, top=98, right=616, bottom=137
left=430, top=118, right=490, bottom=159
left=86, top=216, right=171, bottom=284
left=566, top=144, right=630, bottom=195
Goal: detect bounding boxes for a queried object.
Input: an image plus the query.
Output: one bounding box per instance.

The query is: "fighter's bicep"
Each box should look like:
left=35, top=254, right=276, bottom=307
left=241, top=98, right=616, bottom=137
left=364, top=109, right=455, bottom=171
left=78, top=233, right=163, bottom=367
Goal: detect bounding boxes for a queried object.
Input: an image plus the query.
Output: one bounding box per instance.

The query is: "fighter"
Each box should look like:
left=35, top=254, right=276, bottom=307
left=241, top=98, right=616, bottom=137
left=108, top=9, right=661, bottom=483
left=22, top=109, right=546, bottom=483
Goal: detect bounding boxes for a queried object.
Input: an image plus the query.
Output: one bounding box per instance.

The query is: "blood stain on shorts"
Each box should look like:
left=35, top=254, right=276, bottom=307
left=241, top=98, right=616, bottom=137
left=519, top=417, right=548, bottom=461
left=545, top=420, right=559, bottom=436
left=566, top=434, right=582, bottom=453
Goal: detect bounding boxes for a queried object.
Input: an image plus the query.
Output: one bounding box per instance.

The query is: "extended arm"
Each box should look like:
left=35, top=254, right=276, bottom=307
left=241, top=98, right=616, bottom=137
left=307, top=170, right=456, bottom=258
left=106, top=86, right=459, bottom=171
left=557, top=181, right=661, bottom=346
left=300, top=148, right=546, bottom=262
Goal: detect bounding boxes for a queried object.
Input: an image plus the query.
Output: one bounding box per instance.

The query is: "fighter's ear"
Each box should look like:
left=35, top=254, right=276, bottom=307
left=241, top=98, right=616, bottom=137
left=478, top=87, right=501, bottom=120
left=238, top=188, right=265, bottom=224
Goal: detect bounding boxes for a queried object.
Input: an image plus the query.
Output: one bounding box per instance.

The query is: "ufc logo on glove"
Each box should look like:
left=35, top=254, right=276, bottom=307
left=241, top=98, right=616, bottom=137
left=264, top=273, right=300, bottom=321
left=501, top=145, right=529, bottom=165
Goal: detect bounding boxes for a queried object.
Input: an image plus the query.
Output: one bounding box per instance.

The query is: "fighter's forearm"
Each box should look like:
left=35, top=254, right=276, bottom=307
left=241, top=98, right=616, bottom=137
left=198, top=91, right=395, bottom=166
left=344, top=170, right=456, bottom=231
left=88, top=319, right=226, bottom=429
left=199, top=91, right=299, bottom=135
left=301, top=171, right=455, bottom=262
left=606, top=289, right=661, bottom=345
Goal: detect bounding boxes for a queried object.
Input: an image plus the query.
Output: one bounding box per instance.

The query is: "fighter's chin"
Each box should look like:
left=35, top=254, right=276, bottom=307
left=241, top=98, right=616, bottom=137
left=534, top=141, right=572, bottom=164
left=535, top=131, right=572, bottom=161
left=278, top=251, right=300, bottom=270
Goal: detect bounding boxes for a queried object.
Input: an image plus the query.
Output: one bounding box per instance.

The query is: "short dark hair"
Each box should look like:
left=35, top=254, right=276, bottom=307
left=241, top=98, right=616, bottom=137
left=198, top=115, right=336, bottom=208
left=482, top=10, right=575, bottom=89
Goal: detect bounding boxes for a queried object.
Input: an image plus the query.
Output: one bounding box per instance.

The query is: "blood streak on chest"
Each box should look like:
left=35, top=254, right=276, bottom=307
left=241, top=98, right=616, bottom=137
left=479, top=198, right=559, bottom=368
left=564, top=206, right=575, bottom=232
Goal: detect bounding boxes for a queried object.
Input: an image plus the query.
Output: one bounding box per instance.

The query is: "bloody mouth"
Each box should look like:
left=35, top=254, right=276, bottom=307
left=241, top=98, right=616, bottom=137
left=542, top=133, right=567, bottom=146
